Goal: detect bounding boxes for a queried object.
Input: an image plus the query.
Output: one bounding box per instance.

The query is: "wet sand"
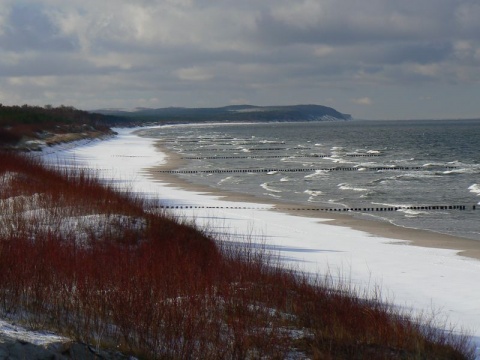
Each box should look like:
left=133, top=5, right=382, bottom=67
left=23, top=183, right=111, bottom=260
left=143, top=134, right=480, bottom=261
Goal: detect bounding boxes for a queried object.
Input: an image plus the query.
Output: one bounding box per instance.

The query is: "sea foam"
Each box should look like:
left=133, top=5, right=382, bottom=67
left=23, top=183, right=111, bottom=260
left=468, top=184, right=480, bottom=195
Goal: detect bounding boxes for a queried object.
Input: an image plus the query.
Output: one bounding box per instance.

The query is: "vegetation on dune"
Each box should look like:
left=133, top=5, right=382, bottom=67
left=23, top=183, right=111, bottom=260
left=0, top=151, right=474, bottom=359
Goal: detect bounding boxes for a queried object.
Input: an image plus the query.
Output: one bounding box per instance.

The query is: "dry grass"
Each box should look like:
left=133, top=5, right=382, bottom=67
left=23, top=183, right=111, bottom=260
left=0, top=151, right=475, bottom=359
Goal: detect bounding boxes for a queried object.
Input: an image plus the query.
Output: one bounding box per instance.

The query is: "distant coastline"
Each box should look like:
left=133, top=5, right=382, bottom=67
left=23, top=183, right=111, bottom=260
left=94, top=104, right=352, bottom=124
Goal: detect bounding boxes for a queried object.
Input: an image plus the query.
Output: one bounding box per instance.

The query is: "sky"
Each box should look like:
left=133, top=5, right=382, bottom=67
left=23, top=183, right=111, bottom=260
left=0, top=0, right=480, bottom=120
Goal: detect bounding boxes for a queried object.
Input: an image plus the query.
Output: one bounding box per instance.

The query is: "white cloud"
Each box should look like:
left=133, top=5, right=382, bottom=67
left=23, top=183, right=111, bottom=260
left=175, top=67, right=214, bottom=81
left=271, top=0, right=325, bottom=29
left=0, top=52, right=23, bottom=66
left=87, top=52, right=133, bottom=70
left=410, top=63, right=441, bottom=77
left=0, top=4, right=11, bottom=36
left=7, top=76, right=57, bottom=87
left=455, top=3, right=480, bottom=34
left=352, top=97, right=373, bottom=105
left=47, top=1, right=258, bottom=52
left=314, top=45, right=334, bottom=57
left=453, top=40, right=473, bottom=59
left=229, top=98, right=250, bottom=105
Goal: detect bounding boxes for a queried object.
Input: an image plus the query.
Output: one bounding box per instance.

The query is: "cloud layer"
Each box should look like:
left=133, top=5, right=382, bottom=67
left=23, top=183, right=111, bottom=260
left=1, top=0, right=479, bottom=119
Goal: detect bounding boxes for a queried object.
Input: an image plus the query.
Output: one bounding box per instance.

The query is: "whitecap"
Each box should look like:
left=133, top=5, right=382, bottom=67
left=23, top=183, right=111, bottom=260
left=423, top=162, right=453, bottom=168
left=337, top=183, right=368, bottom=192
left=468, top=184, right=480, bottom=195
left=326, top=155, right=351, bottom=164
left=359, top=192, right=376, bottom=198
left=304, top=189, right=323, bottom=197
left=304, top=190, right=323, bottom=202
left=442, top=168, right=474, bottom=175
left=305, top=170, right=330, bottom=179
left=395, top=173, right=438, bottom=180
left=267, top=171, right=278, bottom=175
left=217, top=176, right=233, bottom=185
left=372, top=202, right=413, bottom=208
left=367, top=150, right=380, bottom=154
left=260, top=182, right=282, bottom=193
left=398, top=209, right=430, bottom=217
left=261, top=140, right=283, bottom=144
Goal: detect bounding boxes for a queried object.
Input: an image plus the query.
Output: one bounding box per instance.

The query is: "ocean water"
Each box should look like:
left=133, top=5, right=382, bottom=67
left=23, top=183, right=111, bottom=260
left=147, top=119, right=480, bottom=241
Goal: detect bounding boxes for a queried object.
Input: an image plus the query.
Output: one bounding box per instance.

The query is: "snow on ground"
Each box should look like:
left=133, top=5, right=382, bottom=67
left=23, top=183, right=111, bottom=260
left=0, top=319, right=68, bottom=346
left=41, top=127, right=480, bottom=356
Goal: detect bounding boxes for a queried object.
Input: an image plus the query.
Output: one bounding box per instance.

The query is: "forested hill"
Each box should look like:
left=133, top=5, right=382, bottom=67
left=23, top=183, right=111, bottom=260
left=0, top=104, right=121, bottom=150
left=96, top=104, right=352, bottom=123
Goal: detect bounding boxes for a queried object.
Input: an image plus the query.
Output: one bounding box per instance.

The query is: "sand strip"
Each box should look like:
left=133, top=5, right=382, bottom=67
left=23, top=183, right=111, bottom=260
left=142, top=133, right=480, bottom=261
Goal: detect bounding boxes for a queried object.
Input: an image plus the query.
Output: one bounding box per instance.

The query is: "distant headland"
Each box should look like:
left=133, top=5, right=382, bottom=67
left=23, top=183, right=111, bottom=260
left=95, top=104, right=352, bottom=123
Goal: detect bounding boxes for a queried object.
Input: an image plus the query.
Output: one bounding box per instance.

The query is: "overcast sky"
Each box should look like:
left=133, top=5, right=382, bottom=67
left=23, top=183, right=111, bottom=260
left=1, top=0, right=480, bottom=119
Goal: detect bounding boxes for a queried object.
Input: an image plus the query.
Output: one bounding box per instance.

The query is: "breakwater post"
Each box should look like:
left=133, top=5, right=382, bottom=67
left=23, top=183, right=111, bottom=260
left=155, top=204, right=475, bottom=213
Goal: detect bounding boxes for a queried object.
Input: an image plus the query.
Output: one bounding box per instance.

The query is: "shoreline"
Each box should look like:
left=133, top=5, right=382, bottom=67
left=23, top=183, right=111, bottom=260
left=43, top=127, right=480, bottom=351
left=7, top=127, right=479, bottom=359
left=142, top=132, right=480, bottom=261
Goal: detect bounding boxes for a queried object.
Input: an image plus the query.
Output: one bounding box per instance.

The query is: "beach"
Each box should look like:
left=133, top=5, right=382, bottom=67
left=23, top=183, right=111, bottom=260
left=43, top=127, right=480, bottom=355
left=147, top=135, right=480, bottom=261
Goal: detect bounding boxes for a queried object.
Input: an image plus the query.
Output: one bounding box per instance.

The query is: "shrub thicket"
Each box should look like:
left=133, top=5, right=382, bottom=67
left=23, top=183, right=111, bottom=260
left=0, top=151, right=474, bottom=359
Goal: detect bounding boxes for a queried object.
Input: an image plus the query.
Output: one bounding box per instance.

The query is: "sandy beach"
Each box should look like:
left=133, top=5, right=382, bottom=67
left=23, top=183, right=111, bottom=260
left=43, top=128, right=480, bottom=356
left=146, top=134, right=480, bottom=261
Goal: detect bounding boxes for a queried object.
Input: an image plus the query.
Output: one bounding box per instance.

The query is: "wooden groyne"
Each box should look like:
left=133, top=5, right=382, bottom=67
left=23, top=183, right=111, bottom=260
left=156, top=204, right=477, bottom=212
left=181, top=147, right=313, bottom=152
left=182, top=153, right=381, bottom=160
left=153, top=166, right=458, bottom=174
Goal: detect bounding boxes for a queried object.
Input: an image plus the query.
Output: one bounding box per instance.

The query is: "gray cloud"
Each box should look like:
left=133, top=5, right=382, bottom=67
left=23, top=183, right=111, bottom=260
left=256, top=1, right=454, bottom=46
left=1, top=3, right=74, bottom=52
left=0, top=0, right=479, bottom=119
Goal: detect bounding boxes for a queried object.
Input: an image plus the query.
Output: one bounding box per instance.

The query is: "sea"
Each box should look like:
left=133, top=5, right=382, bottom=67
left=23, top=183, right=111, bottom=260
left=146, top=119, right=480, bottom=241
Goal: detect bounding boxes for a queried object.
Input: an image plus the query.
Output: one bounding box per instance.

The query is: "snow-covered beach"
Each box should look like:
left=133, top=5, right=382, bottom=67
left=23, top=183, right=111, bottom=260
left=42, top=127, right=480, bottom=356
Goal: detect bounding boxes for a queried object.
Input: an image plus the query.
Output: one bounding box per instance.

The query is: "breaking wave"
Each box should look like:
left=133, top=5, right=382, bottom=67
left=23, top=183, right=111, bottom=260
left=338, top=183, right=368, bottom=192
left=469, top=184, right=480, bottom=195
left=260, top=182, right=282, bottom=193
